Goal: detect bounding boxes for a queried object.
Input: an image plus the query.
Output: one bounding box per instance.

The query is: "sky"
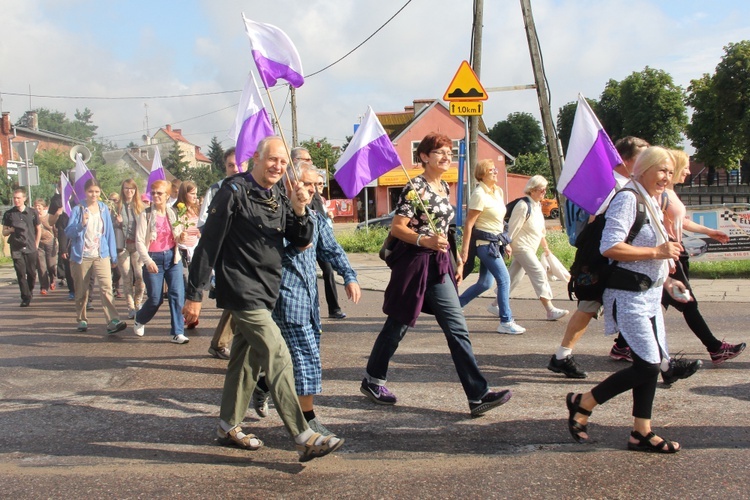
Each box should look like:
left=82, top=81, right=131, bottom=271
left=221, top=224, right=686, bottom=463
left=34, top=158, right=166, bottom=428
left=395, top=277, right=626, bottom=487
left=2, top=0, right=750, bottom=154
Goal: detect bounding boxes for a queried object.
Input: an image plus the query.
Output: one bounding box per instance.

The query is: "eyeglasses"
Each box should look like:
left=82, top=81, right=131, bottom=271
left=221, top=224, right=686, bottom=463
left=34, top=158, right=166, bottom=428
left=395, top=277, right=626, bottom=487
left=123, top=187, right=136, bottom=191
left=151, top=191, right=166, bottom=196
left=488, top=168, right=498, bottom=173
left=430, top=150, right=453, bottom=157
left=296, top=157, right=313, bottom=162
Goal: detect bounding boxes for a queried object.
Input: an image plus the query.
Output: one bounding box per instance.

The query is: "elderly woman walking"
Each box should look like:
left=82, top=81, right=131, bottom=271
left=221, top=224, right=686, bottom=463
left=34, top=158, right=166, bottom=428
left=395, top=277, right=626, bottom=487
left=360, top=132, right=512, bottom=417
left=506, top=175, right=568, bottom=321
left=566, top=146, right=691, bottom=453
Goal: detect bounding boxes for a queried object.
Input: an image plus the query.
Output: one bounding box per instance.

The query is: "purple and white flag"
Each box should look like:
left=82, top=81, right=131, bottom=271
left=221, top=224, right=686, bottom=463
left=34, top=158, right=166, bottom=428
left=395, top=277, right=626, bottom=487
left=73, top=153, right=94, bottom=203
left=242, top=15, right=304, bottom=88
left=558, top=94, right=622, bottom=215
left=145, top=146, right=167, bottom=202
left=334, top=106, right=402, bottom=199
left=230, top=71, right=275, bottom=170
left=60, top=171, right=73, bottom=216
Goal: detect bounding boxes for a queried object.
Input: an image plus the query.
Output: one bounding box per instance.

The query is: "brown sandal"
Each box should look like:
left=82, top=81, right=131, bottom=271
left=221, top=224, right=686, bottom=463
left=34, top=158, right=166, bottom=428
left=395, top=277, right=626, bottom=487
left=296, top=432, right=344, bottom=463
left=217, top=425, right=263, bottom=451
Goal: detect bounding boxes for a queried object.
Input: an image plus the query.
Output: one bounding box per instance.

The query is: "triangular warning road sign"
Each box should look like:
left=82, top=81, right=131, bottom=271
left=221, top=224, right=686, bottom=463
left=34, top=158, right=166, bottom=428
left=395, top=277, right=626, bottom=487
left=443, top=61, right=488, bottom=102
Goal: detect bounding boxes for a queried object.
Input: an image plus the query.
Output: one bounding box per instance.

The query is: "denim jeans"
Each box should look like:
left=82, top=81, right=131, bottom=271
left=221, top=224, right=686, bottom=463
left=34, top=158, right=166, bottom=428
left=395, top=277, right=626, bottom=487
left=459, top=244, right=514, bottom=323
left=136, top=248, right=185, bottom=336
left=366, top=265, right=489, bottom=401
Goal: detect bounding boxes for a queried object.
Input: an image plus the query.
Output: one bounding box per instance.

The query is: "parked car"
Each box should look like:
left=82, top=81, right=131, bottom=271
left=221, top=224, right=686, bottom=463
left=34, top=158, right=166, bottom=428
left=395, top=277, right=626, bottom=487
left=541, top=198, right=560, bottom=219
left=356, top=211, right=395, bottom=230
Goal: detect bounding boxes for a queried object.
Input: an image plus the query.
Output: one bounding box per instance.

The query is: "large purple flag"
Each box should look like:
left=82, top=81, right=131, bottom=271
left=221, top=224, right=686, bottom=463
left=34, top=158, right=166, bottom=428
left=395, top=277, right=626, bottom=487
left=558, top=94, right=622, bottom=215
left=73, top=153, right=94, bottom=203
left=242, top=15, right=304, bottom=88
left=60, top=171, right=73, bottom=216
left=145, top=146, right=167, bottom=202
left=334, top=106, right=402, bottom=199
left=230, top=71, right=275, bottom=170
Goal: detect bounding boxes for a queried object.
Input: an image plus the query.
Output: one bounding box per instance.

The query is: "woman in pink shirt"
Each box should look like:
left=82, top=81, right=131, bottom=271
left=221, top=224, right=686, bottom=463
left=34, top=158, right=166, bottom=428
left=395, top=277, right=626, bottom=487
left=662, top=150, right=745, bottom=364
left=134, top=180, right=187, bottom=344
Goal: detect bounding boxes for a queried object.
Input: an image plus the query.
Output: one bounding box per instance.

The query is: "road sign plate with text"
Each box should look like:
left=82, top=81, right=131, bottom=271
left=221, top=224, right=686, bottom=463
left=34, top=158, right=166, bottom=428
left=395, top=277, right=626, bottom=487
left=449, top=101, right=483, bottom=116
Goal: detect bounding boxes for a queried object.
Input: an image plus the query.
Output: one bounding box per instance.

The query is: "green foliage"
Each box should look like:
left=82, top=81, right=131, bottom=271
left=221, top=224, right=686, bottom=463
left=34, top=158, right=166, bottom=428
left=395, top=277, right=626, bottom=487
left=163, top=145, right=190, bottom=180
left=17, top=107, right=98, bottom=141
left=619, top=67, right=687, bottom=147
left=687, top=41, right=750, bottom=169
left=186, top=164, right=223, bottom=196
left=690, top=259, right=750, bottom=279
left=336, top=226, right=390, bottom=253
left=298, top=138, right=341, bottom=176
left=598, top=79, right=623, bottom=140
left=33, top=149, right=69, bottom=201
left=207, top=136, right=226, bottom=176
left=488, top=112, right=544, bottom=157
left=511, top=151, right=554, bottom=188
left=0, top=171, right=16, bottom=204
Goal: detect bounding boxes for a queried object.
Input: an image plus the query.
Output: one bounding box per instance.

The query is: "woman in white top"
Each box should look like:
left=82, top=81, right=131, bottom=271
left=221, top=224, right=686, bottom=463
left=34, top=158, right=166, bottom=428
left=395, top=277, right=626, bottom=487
left=459, top=159, right=525, bottom=334
left=507, top=175, right=568, bottom=321
left=661, top=150, right=744, bottom=364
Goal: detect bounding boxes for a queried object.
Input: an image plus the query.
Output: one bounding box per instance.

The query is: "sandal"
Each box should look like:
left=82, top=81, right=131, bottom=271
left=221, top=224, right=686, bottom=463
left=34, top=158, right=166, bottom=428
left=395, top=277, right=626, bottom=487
left=296, top=432, right=345, bottom=463
left=627, top=430, right=680, bottom=454
left=216, top=425, right=263, bottom=451
left=566, top=392, right=592, bottom=443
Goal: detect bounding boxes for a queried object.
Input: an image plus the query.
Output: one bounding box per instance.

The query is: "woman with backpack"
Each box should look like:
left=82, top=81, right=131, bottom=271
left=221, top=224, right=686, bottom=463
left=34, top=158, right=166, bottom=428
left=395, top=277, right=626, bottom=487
left=566, top=146, right=691, bottom=454
left=661, top=150, right=745, bottom=364
left=134, top=179, right=187, bottom=344
left=458, top=159, right=525, bottom=334
left=506, top=175, right=569, bottom=321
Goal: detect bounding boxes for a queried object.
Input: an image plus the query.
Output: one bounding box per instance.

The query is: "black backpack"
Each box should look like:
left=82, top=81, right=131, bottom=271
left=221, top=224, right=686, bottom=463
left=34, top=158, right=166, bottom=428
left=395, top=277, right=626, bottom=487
left=504, top=196, right=532, bottom=225
left=567, top=188, right=647, bottom=302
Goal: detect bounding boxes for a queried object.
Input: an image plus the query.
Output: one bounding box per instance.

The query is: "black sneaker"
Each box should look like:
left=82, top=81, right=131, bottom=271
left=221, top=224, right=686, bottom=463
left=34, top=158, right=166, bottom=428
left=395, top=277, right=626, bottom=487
left=662, top=356, right=702, bottom=386
left=469, top=389, right=512, bottom=417
left=329, top=311, right=347, bottom=319
left=547, top=354, right=588, bottom=379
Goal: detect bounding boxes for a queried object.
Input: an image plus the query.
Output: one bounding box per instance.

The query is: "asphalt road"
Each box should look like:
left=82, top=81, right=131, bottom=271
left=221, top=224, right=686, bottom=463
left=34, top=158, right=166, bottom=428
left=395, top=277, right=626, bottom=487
left=0, top=272, right=748, bottom=499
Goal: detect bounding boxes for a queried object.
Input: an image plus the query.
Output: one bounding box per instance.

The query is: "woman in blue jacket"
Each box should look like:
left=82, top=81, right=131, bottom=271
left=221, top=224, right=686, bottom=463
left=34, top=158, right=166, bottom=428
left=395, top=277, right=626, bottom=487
left=65, top=178, right=126, bottom=334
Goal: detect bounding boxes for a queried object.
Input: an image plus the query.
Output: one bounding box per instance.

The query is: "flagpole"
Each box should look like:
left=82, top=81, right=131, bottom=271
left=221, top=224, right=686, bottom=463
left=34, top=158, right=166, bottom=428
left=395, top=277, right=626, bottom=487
left=262, top=83, right=299, bottom=192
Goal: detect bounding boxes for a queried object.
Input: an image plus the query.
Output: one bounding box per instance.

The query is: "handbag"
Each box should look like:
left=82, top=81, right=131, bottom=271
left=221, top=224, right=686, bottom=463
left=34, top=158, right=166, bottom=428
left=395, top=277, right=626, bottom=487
left=379, top=232, right=398, bottom=261
left=606, top=265, right=653, bottom=292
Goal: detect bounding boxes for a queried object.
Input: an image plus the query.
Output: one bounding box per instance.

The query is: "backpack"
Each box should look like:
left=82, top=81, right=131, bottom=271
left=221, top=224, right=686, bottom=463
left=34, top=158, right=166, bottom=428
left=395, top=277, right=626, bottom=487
left=567, top=188, right=647, bottom=302
left=564, top=199, right=590, bottom=246
left=504, top=196, right=532, bottom=225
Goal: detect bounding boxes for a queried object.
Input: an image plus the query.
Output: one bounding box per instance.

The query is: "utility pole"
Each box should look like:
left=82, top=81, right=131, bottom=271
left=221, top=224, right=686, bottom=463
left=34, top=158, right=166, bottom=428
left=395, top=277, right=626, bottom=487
left=290, top=85, right=298, bottom=147
left=468, top=0, right=483, bottom=185
left=519, top=0, right=564, bottom=192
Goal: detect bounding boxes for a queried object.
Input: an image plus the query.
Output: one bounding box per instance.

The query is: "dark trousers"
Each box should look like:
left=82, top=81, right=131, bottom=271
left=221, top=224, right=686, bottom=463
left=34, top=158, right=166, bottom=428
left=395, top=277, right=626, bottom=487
left=592, top=323, right=661, bottom=420
left=661, top=253, right=721, bottom=352
left=13, top=251, right=37, bottom=302
left=317, top=258, right=341, bottom=315
left=366, top=268, right=489, bottom=401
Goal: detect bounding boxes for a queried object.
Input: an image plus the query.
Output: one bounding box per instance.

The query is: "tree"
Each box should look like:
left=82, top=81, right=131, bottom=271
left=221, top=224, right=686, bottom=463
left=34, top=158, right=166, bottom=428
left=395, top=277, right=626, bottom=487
left=597, top=79, right=623, bottom=141
left=488, top=112, right=544, bottom=157
left=163, top=145, right=190, bottom=180
left=17, top=107, right=98, bottom=142
left=687, top=41, right=750, bottom=171
left=510, top=151, right=555, bottom=188
left=618, top=67, right=687, bottom=147
left=206, top=136, right=225, bottom=175
left=188, top=164, right=222, bottom=195
left=299, top=138, right=340, bottom=176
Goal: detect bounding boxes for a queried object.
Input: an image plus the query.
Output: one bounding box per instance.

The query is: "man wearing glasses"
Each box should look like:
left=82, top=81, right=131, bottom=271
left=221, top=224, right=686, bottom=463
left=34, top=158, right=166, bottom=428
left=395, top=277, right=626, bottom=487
left=183, top=136, right=343, bottom=462
left=291, top=147, right=347, bottom=320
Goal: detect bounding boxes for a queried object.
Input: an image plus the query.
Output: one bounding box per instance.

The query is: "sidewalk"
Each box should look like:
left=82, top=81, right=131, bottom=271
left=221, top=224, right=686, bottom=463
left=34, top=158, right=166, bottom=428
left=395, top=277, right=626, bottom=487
left=344, top=252, right=750, bottom=302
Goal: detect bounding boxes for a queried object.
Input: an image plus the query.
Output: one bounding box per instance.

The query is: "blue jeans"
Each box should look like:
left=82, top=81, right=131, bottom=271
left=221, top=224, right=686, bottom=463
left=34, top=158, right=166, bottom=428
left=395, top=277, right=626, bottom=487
left=459, top=245, right=513, bottom=323
left=366, top=265, right=489, bottom=401
left=136, top=248, right=185, bottom=336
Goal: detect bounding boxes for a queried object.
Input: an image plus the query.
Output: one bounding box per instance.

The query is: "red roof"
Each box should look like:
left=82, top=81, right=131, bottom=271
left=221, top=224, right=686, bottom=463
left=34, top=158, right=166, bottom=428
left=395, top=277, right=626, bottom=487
left=159, top=124, right=210, bottom=163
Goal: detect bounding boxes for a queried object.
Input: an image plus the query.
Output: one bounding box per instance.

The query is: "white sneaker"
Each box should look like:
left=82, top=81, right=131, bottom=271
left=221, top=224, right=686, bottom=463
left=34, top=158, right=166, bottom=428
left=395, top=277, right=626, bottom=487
left=127, top=308, right=136, bottom=319
left=171, top=334, right=190, bottom=344
left=486, top=303, right=500, bottom=317
left=497, top=321, right=526, bottom=335
left=134, top=321, right=145, bottom=337
left=546, top=308, right=569, bottom=321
